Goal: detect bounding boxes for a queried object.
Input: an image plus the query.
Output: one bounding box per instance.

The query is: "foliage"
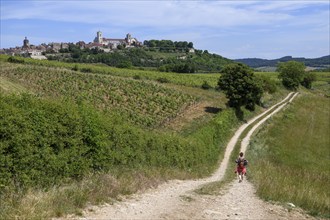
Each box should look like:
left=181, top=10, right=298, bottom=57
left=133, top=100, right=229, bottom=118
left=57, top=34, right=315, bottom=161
left=0, top=93, right=240, bottom=192
left=301, top=72, right=317, bottom=89
left=7, top=56, right=25, bottom=64
left=143, top=39, right=193, bottom=51
left=43, top=44, right=232, bottom=73
left=157, top=77, right=170, bottom=83
left=0, top=94, right=106, bottom=189
left=218, top=63, right=263, bottom=112
left=116, top=60, right=132, bottom=69
left=159, top=63, right=196, bottom=73
left=277, top=61, right=305, bottom=90
left=201, top=81, right=211, bottom=90
left=255, top=75, right=278, bottom=94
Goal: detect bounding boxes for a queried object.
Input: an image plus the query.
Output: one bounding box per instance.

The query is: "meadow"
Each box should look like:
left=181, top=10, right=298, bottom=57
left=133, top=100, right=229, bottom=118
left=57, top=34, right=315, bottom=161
left=248, top=91, right=330, bottom=217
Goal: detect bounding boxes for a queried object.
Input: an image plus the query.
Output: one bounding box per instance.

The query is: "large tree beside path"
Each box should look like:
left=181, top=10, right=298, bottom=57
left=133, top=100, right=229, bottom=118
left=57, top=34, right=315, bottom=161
left=277, top=60, right=305, bottom=90
left=218, top=63, right=263, bottom=118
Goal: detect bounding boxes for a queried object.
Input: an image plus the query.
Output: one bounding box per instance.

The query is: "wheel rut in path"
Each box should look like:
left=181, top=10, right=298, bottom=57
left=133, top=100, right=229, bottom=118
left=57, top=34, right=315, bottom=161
left=75, top=92, right=314, bottom=220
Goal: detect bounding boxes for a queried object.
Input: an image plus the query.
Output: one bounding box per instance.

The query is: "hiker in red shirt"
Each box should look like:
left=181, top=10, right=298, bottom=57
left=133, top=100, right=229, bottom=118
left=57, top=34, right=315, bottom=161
left=235, top=152, right=248, bottom=182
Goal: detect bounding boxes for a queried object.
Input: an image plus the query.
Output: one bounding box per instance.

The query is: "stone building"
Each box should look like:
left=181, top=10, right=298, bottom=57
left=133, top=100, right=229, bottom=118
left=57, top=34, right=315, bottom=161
left=93, top=31, right=140, bottom=48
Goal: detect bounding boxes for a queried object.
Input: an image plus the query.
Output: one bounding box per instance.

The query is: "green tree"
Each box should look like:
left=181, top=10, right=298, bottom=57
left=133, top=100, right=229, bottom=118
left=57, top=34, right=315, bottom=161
left=277, top=61, right=305, bottom=90
left=218, top=63, right=263, bottom=116
left=301, top=72, right=316, bottom=89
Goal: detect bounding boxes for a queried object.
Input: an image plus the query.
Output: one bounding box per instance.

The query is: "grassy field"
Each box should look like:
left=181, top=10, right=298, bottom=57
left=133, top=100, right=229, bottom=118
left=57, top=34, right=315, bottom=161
left=313, top=71, right=330, bottom=96
left=248, top=91, right=330, bottom=217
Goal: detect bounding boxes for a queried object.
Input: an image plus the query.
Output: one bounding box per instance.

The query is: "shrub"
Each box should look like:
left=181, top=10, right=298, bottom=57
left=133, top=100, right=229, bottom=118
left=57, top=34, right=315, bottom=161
left=158, top=65, right=167, bottom=72
left=116, top=61, right=132, bottom=69
left=0, top=93, right=240, bottom=192
left=0, top=88, right=247, bottom=220
left=133, top=75, right=141, bottom=80
left=72, top=65, right=79, bottom=71
left=201, top=81, right=211, bottom=90
left=256, top=75, right=277, bottom=94
left=157, top=77, right=170, bottom=83
left=301, top=72, right=316, bottom=89
left=80, top=67, right=92, bottom=73
left=8, top=56, right=25, bottom=64
left=0, top=94, right=113, bottom=189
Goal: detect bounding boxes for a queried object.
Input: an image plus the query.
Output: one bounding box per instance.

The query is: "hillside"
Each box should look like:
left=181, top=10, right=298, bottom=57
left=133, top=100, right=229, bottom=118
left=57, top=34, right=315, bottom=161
left=235, top=55, right=330, bottom=69
left=0, top=62, right=197, bottom=128
left=46, top=42, right=233, bottom=73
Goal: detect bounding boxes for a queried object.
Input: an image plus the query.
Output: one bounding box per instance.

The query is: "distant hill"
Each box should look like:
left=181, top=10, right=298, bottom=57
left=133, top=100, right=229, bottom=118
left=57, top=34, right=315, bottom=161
left=46, top=40, right=233, bottom=73
left=235, top=55, right=330, bottom=69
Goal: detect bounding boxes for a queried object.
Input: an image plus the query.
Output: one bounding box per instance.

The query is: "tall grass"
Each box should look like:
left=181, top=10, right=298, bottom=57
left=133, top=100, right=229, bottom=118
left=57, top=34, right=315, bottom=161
left=0, top=168, right=182, bottom=219
left=248, top=91, right=330, bottom=217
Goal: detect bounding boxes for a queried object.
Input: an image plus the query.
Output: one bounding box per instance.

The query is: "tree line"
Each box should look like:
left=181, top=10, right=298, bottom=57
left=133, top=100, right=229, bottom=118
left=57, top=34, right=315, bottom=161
left=143, top=40, right=194, bottom=51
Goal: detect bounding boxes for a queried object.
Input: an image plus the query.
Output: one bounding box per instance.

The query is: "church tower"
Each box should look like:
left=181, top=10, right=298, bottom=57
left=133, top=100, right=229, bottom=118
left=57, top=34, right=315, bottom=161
left=23, top=37, right=30, bottom=48
left=125, top=33, right=132, bottom=45
left=95, top=31, right=103, bottom=44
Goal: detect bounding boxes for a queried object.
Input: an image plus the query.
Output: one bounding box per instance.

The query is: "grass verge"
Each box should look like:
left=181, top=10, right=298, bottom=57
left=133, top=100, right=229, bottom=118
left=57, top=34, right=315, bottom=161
left=195, top=92, right=294, bottom=195
left=0, top=167, right=191, bottom=219
left=248, top=91, right=330, bottom=217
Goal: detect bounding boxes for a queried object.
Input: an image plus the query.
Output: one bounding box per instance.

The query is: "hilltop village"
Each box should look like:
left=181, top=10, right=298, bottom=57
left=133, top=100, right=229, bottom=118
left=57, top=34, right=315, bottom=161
left=1, top=32, right=236, bottom=73
left=0, top=31, right=141, bottom=59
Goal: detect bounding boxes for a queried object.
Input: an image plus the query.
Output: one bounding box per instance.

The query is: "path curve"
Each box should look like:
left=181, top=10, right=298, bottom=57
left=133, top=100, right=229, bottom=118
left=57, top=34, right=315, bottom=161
left=75, top=92, right=313, bottom=220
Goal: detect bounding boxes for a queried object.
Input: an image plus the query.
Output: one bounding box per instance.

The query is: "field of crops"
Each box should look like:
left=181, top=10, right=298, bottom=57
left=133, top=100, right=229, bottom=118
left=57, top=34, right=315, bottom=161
left=0, top=55, right=221, bottom=88
left=0, top=62, right=197, bottom=127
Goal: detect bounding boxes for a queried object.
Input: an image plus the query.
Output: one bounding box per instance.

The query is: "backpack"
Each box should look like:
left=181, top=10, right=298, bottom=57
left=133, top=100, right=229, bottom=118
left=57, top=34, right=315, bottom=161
left=236, top=158, right=248, bottom=166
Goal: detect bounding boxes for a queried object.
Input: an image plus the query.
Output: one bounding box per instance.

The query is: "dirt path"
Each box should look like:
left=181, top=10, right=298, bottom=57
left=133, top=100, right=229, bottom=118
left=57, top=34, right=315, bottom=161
left=76, top=92, right=314, bottom=220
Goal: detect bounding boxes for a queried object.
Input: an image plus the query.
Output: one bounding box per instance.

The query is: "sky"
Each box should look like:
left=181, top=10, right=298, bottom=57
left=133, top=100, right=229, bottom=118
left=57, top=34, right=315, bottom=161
left=1, top=0, right=329, bottom=59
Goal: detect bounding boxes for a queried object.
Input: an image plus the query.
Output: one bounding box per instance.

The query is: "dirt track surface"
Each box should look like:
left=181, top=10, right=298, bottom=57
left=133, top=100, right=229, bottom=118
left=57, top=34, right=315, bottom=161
left=70, top=92, right=315, bottom=220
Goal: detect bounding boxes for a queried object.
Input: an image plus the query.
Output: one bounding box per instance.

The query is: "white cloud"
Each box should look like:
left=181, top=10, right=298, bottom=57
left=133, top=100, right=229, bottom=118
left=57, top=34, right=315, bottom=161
left=0, top=1, right=299, bottom=27
left=248, top=0, right=329, bottom=12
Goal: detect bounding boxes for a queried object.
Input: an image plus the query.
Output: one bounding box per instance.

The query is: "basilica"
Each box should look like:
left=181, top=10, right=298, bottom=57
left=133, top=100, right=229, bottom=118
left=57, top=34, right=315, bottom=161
left=93, top=31, right=140, bottom=49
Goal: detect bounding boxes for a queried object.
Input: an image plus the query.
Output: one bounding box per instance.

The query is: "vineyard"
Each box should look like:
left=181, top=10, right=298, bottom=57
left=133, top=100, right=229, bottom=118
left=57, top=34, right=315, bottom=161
left=0, top=55, right=221, bottom=88
left=0, top=62, right=197, bottom=127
